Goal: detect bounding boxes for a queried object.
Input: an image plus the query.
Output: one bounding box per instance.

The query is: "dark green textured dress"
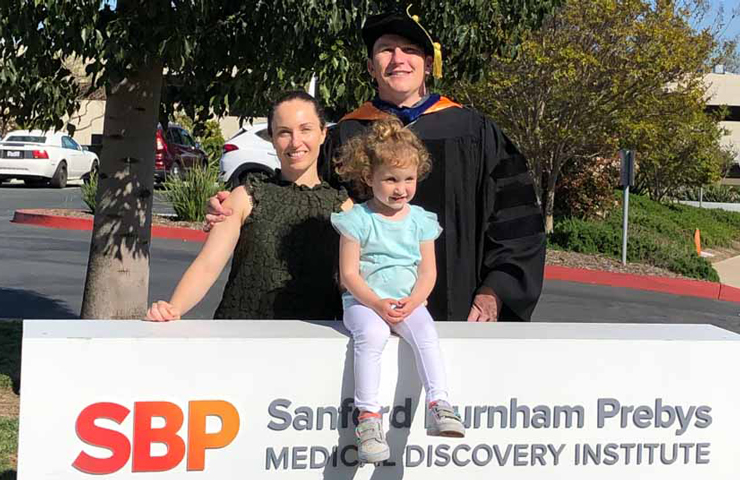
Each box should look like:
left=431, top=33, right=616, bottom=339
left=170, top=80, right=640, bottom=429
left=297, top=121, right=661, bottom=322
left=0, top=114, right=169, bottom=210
left=214, top=172, right=348, bottom=320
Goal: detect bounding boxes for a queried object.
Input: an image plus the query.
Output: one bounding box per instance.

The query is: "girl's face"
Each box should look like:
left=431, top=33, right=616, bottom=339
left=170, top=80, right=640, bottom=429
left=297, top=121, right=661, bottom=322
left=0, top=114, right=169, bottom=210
left=270, top=99, right=327, bottom=174
left=365, top=161, right=418, bottom=213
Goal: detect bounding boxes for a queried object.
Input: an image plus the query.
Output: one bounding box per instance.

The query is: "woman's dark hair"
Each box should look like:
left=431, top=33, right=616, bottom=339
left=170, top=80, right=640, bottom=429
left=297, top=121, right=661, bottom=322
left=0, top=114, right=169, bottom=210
left=266, top=91, right=327, bottom=137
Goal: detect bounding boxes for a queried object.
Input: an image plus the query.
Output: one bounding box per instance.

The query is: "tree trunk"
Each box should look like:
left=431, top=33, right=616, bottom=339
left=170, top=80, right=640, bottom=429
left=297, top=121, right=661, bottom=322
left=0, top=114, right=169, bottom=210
left=544, top=187, right=555, bottom=234
left=80, top=61, right=163, bottom=319
left=541, top=167, right=559, bottom=235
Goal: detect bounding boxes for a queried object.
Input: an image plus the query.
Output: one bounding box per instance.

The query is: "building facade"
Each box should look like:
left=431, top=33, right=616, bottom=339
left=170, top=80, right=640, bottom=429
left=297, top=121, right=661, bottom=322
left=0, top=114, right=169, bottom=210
left=704, top=71, right=740, bottom=184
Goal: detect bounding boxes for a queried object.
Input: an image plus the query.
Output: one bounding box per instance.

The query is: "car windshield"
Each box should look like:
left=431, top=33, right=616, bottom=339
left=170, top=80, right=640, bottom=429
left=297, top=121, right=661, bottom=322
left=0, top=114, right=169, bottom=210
left=255, top=128, right=271, bottom=142
left=4, top=135, right=46, bottom=143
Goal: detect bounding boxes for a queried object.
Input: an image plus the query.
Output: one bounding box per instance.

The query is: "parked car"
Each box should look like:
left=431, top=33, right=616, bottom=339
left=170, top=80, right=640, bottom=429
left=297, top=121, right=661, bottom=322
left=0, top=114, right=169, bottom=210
left=155, top=123, right=208, bottom=183
left=0, top=130, right=98, bottom=188
left=219, top=122, right=279, bottom=188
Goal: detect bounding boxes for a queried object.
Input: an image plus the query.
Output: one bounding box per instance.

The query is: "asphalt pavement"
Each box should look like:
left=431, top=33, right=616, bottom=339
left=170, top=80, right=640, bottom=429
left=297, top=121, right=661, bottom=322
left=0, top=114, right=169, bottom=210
left=0, top=182, right=225, bottom=319
left=1, top=183, right=739, bottom=333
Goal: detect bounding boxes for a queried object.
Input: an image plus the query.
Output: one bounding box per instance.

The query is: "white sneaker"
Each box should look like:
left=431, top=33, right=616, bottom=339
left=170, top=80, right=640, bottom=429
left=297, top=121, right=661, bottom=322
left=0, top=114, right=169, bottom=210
left=427, top=400, right=465, bottom=438
left=356, top=414, right=390, bottom=464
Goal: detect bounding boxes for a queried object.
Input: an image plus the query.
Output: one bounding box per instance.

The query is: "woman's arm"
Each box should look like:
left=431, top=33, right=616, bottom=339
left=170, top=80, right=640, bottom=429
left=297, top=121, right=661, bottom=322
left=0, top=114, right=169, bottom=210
left=338, top=235, right=403, bottom=324
left=146, top=186, right=252, bottom=320
left=395, top=240, right=437, bottom=317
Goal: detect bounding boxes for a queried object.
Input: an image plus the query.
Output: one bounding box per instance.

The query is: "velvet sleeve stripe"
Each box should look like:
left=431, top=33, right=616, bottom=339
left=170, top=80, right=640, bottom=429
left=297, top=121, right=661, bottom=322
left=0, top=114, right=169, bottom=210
left=495, top=183, right=539, bottom=212
left=488, top=213, right=545, bottom=241
left=492, top=155, right=529, bottom=179
left=493, top=204, right=542, bottom=223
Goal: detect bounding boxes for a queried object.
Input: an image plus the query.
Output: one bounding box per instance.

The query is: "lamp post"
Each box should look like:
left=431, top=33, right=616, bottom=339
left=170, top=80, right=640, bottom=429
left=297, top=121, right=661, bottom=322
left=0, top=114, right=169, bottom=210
left=619, top=149, right=635, bottom=266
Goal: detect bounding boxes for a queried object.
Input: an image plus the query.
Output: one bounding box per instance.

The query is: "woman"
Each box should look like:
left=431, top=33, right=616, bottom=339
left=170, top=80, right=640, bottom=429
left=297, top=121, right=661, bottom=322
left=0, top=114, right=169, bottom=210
left=146, top=91, right=351, bottom=321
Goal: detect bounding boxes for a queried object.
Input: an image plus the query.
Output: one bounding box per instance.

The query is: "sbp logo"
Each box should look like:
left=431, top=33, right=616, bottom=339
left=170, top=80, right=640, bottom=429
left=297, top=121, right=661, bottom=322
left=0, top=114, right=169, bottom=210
left=73, top=400, right=240, bottom=474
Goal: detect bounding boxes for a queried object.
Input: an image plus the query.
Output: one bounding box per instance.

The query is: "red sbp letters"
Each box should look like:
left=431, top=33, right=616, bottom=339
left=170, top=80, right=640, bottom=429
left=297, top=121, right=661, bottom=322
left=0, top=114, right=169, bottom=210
left=72, top=400, right=240, bottom=474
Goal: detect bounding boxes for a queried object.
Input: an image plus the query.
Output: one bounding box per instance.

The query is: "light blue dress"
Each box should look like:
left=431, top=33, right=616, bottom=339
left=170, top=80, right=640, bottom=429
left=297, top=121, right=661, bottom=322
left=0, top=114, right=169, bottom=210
left=330, top=202, right=442, bottom=310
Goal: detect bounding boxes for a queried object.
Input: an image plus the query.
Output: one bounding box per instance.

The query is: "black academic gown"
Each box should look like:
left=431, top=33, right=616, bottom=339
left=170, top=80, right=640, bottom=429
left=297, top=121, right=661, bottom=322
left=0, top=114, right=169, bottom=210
left=320, top=98, right=546, bottom=322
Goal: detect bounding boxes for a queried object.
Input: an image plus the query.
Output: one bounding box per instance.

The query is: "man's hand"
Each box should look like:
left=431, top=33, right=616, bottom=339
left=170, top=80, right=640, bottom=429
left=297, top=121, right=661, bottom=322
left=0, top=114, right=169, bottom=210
left=372, top=298, right=405, bottom=324
left=466, top=286, right=502, bottom=322
left=203, top=190, right=233, bottom=232
left=145, top=301, right=181, bottom=322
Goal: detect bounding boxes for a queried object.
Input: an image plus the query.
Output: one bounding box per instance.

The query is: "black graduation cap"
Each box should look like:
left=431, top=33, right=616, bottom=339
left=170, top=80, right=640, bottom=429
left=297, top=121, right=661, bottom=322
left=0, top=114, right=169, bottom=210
left=361, top=5, right=443, bottom=78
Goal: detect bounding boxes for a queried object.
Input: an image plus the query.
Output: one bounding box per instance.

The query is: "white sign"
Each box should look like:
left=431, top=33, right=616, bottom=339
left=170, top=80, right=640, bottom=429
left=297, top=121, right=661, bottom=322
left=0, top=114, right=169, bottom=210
left=18, top=320, right=740, bottom=479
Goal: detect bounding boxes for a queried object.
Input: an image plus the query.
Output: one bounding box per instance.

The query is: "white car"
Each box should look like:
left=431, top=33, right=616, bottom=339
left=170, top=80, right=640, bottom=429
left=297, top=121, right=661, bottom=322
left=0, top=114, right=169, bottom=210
left=0, top=130, right=99, bottom=188
left=219, top=122, right=279, bottom=188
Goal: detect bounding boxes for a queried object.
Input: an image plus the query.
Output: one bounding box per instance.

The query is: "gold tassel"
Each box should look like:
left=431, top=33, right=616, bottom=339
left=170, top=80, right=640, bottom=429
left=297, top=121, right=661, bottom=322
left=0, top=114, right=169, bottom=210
left=407, top=5, right=443, bottom=78
left=433, top=42, right=442, bottom=78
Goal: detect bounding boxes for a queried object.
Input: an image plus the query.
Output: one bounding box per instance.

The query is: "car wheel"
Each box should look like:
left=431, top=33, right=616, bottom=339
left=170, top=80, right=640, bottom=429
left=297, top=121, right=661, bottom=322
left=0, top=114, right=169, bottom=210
left=169, top=162, right=183, bottom=180
left=50, top=162, right=68, bottom=189
left=83, top=161, right=99, bottom=184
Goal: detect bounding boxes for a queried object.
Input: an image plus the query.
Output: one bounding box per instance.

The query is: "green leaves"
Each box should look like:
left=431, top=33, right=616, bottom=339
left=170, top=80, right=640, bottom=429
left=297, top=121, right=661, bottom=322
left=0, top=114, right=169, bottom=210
left=625, top=88, right=728, bottom=202
left=453, top=0, right=724, bottom=228
left=1, top=0, right=562, bottom=127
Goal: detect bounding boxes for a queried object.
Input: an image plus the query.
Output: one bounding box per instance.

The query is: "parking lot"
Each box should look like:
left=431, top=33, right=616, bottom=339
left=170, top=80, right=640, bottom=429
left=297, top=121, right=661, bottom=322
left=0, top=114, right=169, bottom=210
left=0, top=181, right=227, bottom=319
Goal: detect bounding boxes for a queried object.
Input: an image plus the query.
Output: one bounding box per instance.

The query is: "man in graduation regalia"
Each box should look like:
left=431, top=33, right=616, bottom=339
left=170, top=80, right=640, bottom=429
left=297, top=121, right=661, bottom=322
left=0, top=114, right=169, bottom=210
left=319, top=8, right=546, bottom=322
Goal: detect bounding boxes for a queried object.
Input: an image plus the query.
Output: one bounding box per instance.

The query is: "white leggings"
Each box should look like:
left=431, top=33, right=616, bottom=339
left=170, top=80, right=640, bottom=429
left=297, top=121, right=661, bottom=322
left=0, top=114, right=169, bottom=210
left=343, top=304, right=449, bottom=413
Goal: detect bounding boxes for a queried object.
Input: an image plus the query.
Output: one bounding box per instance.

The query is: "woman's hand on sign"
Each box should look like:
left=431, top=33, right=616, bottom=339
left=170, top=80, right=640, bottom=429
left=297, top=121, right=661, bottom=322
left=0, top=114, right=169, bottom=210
left=145, top=301, right=182, bottom=321
left=203, top=190, right=233, bottom=232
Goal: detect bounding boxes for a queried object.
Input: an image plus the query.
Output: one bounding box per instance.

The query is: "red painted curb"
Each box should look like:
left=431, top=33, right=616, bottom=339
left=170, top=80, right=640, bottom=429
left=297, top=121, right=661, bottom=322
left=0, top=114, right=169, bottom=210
left=718, top=284, right=740, bottom=303
left=151, top=224, right=207, bottom=242
left=12, top=209, right=93, bottom=231
left=545, top=265, right=739, bottom=303
left=11, top=209, right=207, bottom=242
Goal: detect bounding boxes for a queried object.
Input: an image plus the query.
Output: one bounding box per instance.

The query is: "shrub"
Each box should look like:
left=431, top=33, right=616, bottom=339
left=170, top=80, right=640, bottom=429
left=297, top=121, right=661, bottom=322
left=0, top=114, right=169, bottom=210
left=555, top=155, right=620, bottom=219
left=162, top=162, right=224, bottom=222
left=81, top=170, right=98, bottom=213
left=675, top=185, right=740, bottom=203
left=549, top=192, right=740, bottom=281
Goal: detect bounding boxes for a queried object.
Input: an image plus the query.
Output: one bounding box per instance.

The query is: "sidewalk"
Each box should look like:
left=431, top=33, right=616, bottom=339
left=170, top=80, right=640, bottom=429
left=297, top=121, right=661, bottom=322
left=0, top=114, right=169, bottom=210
left=714, top=255, right=740, bottom=289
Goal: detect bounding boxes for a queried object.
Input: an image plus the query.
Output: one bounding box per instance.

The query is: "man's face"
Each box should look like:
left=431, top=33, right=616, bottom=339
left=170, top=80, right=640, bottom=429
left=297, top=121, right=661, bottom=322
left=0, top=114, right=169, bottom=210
left=367, top=34, right=432, bottom=106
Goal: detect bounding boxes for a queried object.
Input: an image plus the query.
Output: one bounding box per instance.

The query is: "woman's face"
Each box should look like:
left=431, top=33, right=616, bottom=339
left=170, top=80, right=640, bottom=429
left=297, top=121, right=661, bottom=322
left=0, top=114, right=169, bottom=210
left=270, top=99, right=327, bottom=174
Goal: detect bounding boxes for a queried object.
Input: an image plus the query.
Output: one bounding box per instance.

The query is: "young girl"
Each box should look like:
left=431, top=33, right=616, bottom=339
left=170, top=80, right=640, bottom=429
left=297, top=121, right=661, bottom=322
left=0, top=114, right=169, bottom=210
left=331, top=118, right=465, bottom=464
left=146, top=91, right=350, bottom=321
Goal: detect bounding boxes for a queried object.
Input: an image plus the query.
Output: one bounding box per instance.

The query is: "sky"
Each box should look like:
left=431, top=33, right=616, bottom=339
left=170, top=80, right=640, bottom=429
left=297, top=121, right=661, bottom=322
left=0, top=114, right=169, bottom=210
left=692, top=0, right=740, bottom=41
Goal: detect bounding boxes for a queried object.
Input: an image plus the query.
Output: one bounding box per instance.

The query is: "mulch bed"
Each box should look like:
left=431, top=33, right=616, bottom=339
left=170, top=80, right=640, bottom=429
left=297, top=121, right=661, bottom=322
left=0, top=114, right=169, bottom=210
left=0, top=390, right=19, bottom=419
left=547, top=249, right=723, bottom=281
left=37, top=208, right=202, bottom=230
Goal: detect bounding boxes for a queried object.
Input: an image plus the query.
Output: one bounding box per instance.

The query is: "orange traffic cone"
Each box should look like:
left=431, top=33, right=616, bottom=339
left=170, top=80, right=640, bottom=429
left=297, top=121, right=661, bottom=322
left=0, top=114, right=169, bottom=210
left=694, top=229, right=701, bottom=256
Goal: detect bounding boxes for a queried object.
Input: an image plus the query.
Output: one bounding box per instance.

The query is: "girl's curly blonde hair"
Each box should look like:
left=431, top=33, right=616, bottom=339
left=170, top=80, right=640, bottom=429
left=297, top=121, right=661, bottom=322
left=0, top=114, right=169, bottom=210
left=333, top=117, right=432, bottom=199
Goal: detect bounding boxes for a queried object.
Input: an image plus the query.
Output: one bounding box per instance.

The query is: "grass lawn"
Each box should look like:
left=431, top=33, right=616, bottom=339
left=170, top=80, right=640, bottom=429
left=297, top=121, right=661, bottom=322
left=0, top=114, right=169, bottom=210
left=0, top=418, right=18, bottom=476
left=0, top=320, right=21, bottom=480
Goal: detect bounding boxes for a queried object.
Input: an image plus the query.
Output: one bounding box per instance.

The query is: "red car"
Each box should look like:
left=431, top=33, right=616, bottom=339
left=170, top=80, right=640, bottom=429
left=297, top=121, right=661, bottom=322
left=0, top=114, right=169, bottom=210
left=154, top=123, right=207, bottom=183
